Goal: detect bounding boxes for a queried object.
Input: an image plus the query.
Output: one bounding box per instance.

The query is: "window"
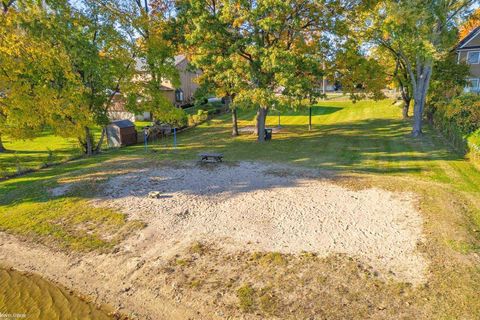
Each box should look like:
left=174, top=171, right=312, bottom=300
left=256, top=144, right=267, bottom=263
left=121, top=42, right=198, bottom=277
left=467, top=51, right=480, bottom=64
left=466, top=78, right=480, bottom=93
left=175, top=89, right=184, bottom=102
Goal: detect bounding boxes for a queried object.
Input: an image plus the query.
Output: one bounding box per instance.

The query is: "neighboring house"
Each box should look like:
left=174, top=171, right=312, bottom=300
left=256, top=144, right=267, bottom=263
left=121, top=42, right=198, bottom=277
left=163, top=55, right=201, bottom=107
left=456, top=26, right=480, bottom=93
left=107, top=55, right=200, bottom=122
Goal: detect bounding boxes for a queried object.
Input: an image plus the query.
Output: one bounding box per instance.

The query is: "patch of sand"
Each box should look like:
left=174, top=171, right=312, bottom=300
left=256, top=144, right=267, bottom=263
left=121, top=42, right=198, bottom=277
left=0, top=161, right=428, bottom=319
left=96, top=161, right=426, bottom=284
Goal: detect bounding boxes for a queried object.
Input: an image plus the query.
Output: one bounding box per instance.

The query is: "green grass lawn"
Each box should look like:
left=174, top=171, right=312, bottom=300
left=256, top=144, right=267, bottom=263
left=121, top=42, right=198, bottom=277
left=0, top=130, right=81, bottom=178
left=144, top=100, right=480, bottom=193
left=0, top=122, right=152, bottom=179
left=0, top=99, right=479, bottom=318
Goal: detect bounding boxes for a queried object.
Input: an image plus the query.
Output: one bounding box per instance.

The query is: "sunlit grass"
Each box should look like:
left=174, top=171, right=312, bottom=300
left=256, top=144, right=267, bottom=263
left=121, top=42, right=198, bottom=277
left=0, top=99, right=479, bottom=317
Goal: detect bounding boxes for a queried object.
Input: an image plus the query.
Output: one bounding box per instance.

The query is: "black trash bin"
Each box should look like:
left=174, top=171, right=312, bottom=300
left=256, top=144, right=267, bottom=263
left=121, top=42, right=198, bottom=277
left=264, top=128, right=272, bottom=141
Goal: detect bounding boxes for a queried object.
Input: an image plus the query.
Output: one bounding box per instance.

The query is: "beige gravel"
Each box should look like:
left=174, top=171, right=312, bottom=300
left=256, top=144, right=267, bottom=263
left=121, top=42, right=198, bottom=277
left=94, top=161, right=427, bottom=284
left=1, top=161, right=429, bottom=319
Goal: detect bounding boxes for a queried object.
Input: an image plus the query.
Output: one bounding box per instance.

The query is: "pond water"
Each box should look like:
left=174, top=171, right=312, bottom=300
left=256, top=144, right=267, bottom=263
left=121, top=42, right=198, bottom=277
left=0, top=268, right=113, bottom=320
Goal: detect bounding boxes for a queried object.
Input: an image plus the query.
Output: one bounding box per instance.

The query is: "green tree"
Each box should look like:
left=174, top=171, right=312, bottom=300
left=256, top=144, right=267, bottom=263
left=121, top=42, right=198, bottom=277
left=374, top=46, right=412, bottom=118
left=179, top=0, right=340, bottom=142
left=333, top=39, right=387, bottom=103
left=426, top=55, right=469, bottom=123
left=115, top=0, right=185, bottom=126
left=364, top=0, right=475, bottom=136
left=65, top=0, right=137, bottom=155
left=0, top=0, right=88, bottom=153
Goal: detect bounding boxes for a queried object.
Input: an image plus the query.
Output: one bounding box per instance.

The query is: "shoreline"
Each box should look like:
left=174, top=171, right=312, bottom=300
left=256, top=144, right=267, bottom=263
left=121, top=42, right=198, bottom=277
left=0, top=232, right=198, bottom=320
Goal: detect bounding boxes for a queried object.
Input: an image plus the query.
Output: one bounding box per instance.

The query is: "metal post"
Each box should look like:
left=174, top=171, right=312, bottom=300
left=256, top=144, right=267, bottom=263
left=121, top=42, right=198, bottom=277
left=278, top=111, right=281, bottom=128
left=144, top=128, right=148, bottom=152
left=322, top=61, right=326, bottom=97
left=309, top=107, right=312, bottom=131
left=173, top=127, right=177, bottom=149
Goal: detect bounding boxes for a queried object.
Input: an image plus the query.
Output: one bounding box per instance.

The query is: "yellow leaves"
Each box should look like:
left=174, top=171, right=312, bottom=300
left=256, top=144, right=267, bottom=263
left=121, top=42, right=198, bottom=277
left=459, top=8, right=480, bottom=40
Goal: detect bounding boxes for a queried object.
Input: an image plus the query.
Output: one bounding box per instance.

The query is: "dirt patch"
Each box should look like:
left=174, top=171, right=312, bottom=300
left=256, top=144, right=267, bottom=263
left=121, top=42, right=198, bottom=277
left=2, top=161, right=429, bottom=319
left=238, top=126, right=283, bottom=134
left=94, top=161, right=426, bottom=284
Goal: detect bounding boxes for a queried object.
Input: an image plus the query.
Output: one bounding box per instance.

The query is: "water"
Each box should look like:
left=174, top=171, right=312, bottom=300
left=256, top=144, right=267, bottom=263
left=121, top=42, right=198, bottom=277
left=0, top=268, right=113, bottom=320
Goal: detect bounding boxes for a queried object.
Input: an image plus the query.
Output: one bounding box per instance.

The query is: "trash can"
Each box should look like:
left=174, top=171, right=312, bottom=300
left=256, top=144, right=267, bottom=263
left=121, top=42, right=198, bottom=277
left=264, top=128, right=272, bottom=141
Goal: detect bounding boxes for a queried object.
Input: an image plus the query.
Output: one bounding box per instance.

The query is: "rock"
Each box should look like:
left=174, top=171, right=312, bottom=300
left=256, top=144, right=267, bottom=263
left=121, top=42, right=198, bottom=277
left=147, top=191, right=161, bottom=199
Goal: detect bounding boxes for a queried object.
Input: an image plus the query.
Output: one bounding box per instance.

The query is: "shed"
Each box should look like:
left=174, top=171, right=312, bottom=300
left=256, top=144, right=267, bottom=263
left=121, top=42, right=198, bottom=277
left=106, top=120, right=137, bottom=148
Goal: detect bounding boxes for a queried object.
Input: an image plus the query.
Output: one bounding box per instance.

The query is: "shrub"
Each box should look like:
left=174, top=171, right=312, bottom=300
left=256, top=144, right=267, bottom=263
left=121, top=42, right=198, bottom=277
left=187, top=109, right=209, bottom=126
left=432, top=93, right=480, bottom=152
left=443, top=94, right=480, bottom=134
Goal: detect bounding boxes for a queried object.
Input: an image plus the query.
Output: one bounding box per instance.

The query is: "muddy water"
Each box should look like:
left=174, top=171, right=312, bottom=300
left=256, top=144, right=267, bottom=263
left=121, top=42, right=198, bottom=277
left=0, top=268, right=113, bottom=320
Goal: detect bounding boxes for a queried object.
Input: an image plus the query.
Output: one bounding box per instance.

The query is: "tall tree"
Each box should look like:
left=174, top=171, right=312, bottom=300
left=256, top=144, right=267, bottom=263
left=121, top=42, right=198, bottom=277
left=459, top=7, right=480, bottom=39
left=114, top=0, right=184, bottom=126
left=66, top=0, right=137, bottom=155
left=364, top=0, right=475, bottom=136
left=0, top=0, right=88, bottom=153
left=179, top=0, right=340, bottom=142
left=374, top=46, right=412, bottom=118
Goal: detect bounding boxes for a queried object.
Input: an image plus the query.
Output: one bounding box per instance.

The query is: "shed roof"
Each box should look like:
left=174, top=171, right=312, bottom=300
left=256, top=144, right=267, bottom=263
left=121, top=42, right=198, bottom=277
left=110, top=119, right=135, bottom=128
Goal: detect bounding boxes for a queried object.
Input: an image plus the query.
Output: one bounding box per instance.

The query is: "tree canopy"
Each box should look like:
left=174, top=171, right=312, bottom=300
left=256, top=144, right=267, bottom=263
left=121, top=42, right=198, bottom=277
left=361, top=0, right=475, bottom=136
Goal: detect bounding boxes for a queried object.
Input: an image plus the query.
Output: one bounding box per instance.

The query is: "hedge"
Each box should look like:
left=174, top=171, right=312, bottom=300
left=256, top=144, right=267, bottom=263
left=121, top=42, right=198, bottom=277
left=431, top=93, right=480, bottom=156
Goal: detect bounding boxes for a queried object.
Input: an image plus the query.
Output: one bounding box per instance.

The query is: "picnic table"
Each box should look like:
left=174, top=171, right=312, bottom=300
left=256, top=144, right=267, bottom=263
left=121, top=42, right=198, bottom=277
left=199, top=153, right=224, bottom=162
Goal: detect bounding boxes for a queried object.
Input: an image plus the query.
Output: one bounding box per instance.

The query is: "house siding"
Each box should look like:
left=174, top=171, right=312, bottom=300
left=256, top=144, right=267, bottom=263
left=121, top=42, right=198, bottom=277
left=458, top=50, right=480, bottom=78
left=177, top=58, right=200, bottom=105
left=456, top=28, right=480, bottom=93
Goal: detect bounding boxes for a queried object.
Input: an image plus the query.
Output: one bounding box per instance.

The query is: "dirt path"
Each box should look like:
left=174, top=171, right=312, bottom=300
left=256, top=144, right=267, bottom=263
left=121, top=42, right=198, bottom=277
left=0, top=161, right=428, bottom=319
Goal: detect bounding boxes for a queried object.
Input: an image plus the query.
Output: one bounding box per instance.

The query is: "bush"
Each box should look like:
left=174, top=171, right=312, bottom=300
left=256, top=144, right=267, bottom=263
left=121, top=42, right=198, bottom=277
left=432, top=93, right=480, bottom=152
left=443, top=94, right=480, bottom=134
left=187, top=109, right=209, bottom=126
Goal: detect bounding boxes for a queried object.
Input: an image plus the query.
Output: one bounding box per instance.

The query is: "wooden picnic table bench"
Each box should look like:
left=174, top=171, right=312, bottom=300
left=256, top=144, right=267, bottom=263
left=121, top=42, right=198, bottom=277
left=199, top=153, right=224, bottom=162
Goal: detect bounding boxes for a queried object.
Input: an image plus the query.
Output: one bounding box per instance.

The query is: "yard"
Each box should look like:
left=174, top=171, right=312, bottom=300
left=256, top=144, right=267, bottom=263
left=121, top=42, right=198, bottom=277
left=0, top=123, right=150, bottom=179
left=0, top=99, right=479, bottom=319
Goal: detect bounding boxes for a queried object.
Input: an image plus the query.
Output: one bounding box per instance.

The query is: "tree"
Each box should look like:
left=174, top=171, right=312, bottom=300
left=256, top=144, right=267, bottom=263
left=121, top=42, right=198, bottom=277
left=66, top=0, right=137, bottom=155
left=459, top=7, right=480, bottom=39
left=195, top=57, right=246, bottom=137
left=374, top=46, right=412, bottom=118
left=333, top=39, right=387, bottom=103
left=115, top=0, right=185, bottom=126
left=179, top=0, right=341, bottom=142
left=426, top=55, right=469, bottom=123
left=364, top=0, right=475, bottom=136
left=0, top=0, right=88, bottom=153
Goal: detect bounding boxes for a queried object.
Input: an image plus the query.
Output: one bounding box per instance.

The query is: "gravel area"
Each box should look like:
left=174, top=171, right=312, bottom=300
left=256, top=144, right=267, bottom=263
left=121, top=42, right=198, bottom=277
left=94, top=161, right=426, bottom=284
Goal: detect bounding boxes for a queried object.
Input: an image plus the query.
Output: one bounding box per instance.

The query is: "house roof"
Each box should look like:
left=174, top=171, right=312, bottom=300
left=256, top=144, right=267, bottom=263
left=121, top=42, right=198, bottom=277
left=159, top=84, right=175, bottom=91
left=135, top=55, right=187, bottom=72
left=456, top=26, right=480, bottom=50
left=174, top=54, right=186, bottom=65
left=110, top=119, right=135, bottom=128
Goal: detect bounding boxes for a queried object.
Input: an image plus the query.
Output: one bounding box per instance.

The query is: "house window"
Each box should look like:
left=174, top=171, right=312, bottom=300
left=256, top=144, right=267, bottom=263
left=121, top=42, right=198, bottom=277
left=466, top=78, right=480, bottom=93
left=467, top=51, right=480, bottom=64
left=175, top=89, right=184, bottom=102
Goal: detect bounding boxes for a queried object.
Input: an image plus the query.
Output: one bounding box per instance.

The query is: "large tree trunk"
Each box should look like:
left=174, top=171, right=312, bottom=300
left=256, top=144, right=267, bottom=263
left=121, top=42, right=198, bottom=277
left=94, top=127, right=106, bottom=153
left=410, top=62, right=432, bottom=137
left=399, top=84, right=411, bottom=119
left=232, top=108, right=239, bottom=137
left=85, top=126, right=93, bottom=156
left=0, top=133, right=6, bottom=152
left=402, top=99, right=410, bottom=119
left=256, top=107, right=268, bottom=142
left=225, top=95, right=238, bottom=137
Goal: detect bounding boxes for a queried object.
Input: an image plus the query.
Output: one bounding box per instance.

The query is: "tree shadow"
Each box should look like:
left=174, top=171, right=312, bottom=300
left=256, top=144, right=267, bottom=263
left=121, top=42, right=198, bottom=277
left=271, top=106, right=344, bottom=117
left=168, top=117, right=463, bottom=176
left=236, top=105, right=343, bottom=121
left=0, top=116, right=470, bottom=207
